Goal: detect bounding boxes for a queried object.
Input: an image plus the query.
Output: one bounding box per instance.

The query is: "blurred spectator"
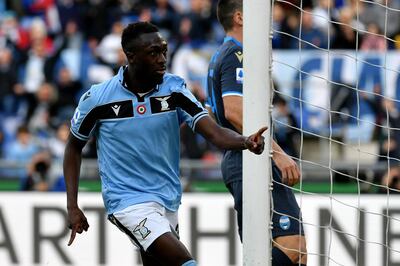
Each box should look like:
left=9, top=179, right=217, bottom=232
left=359, top=0, right=400, bottom=40
left=378, top=99, right=400, bottom=163
left=112, top=48, right=127, bottom=74
left=80, top=0, right=109, bottom=41
left=21, top=151, right=65, bottom=191
left=276, top=11, right=301, bottom=49
left=272, top=3, right=285, bottom=49
left=171, top=42, right=210, bottom=98
left=361, top=23, right=387, bottom=51
left=4, top=125, right=40, bottom=180
left=151, top=0, right=177, bottom=39
left=80, top=37, right=114, bottom=87
left=0, top=11, right=30, bottom=51
left=313, top=0, right=335, bottom=35
left=176, top=0, right=213, bottom=45
left=22, top=151, right=51, bottom=191
left=0, top=47, right=17, bottom=114
left=48, top=122, right=69, bottom=160
left=54, top=67, right=81, bottom=121
left=22, top=40, right=46, bottom=95
left=97, top=20, right=124, bottom=66
left=380, top=165, right=400, bottom=193
left=291, top=8, right=328, bottom=49
left=47, top=122, right=69, bottom=180
left=28, top=17, right=54, bottom=54
left=60, top=19, right=85, bottom=81
left=56, top=0, right=82, bottom=31
left=170, top=0, right=192, bottom=13
left=27, top=82, right=58, bottom=136
left=378, top=99, right=400, bottom=193
left=332, top=7, right=361, bottom=50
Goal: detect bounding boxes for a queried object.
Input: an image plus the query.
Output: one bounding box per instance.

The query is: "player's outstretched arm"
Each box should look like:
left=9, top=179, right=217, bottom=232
left=195, top=116, right=267, bottom=154
left=63, top=134, right=89, bottom=246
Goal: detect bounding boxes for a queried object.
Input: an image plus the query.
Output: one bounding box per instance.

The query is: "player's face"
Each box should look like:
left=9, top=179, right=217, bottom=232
left=134, top=32, right=168, bottom=87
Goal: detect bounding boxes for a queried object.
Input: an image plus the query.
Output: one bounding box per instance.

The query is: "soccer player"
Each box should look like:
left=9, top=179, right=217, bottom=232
left=64, top=22, right=267, bottom=266
left=206, top=1, right=307, bottom=265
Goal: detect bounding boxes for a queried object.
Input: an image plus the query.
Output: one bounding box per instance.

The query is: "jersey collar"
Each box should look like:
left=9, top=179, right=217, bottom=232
left=223, top=36, right=242, bottom=48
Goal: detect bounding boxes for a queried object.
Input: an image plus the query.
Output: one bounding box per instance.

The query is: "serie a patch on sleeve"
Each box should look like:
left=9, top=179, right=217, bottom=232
left=236, top=68, right=244, bottom=84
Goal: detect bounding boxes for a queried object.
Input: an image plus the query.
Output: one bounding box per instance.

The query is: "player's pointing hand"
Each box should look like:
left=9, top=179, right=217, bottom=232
left=67, top=207, right=89, bottom=246
left=245, top=126, right=268, bottom=154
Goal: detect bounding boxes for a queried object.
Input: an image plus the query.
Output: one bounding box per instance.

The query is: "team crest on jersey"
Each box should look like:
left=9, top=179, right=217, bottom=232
left=236, top=68, right=244, bottom=84
left=133, top=218, right=151, bottom=239
left=279, top=215, right=291, bottom=230
left=137, top=105, right=146, bottom=114
left=156, top=96, right=171, bottom=111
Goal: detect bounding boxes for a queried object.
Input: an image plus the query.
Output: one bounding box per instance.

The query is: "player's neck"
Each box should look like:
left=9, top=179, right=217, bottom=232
left=226, top=28, right=243, bottom=44
left=125, top=68, right=154, bottom=94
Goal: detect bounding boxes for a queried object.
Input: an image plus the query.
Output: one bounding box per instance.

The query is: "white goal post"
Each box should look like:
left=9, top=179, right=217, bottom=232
left=243, top=0, right=272, bottom=265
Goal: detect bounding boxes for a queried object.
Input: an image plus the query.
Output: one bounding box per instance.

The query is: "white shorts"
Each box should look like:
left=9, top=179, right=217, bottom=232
left=108, top=202, right=179, bottom=251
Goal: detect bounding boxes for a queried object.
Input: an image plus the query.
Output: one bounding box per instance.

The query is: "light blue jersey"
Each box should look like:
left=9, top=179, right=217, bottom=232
left=70, top=67, right=208, bottom=214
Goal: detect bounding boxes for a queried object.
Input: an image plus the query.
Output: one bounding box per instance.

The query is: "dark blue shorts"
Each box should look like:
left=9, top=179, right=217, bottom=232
left=222, top=150, right=304, bottom=240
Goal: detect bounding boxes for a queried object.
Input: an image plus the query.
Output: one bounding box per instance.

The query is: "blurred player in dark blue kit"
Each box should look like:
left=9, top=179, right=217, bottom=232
left=64, top=22, right=267, bottom=266
left=206, top=1, right=307, bottom=265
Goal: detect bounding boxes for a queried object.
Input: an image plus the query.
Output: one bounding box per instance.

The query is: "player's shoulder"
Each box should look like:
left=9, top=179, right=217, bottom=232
left=161, top=73, right=187, bottom=92
left=221, top=39, right=242, bottom=56
left=216, top=41, right=243, bottom=67
left=78, top=76, right=119, bottom=106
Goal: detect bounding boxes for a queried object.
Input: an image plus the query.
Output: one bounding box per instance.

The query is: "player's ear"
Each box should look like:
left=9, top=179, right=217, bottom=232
left=234, top=11, right=243, bottom=27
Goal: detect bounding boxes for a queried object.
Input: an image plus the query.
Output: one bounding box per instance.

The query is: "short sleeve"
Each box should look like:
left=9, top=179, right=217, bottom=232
left=221, top=48, right=243, bottom=97
left=174, top=81, right=208, bottom=130
left=70, top=89, right=98, bottom=141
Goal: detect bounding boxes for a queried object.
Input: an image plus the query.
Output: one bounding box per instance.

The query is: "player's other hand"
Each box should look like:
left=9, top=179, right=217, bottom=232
left=67, top=207, right=89, bottom=246
left=273, top=151, right=300, bottom=186
left=245, top=126, right=268, bottom=154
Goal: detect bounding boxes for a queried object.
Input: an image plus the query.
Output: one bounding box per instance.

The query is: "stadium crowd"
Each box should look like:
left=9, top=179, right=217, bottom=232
left=0, top=0, right=399, bottom=191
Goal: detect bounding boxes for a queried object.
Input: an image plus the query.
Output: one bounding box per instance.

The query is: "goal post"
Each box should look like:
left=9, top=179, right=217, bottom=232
left=243, top=0, right=272, bottom=265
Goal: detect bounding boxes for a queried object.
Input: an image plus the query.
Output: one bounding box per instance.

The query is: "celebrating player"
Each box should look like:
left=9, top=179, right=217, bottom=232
left=206, top=1, right=307, bottom=265
left=63, top=22, right=267, bottom=266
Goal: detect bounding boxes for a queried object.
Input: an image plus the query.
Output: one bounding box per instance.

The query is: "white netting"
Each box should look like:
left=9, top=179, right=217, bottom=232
left=270, top=0, right=400, bottom=265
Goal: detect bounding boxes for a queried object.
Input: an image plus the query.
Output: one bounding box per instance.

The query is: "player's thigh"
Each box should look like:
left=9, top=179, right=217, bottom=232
left=147, top=232, right=193, bottom=266
left=140, top=249, right=164, bottom=266
left=274, top=234, right=307, bottom=263
left=109, top=202, right=178, bottom=251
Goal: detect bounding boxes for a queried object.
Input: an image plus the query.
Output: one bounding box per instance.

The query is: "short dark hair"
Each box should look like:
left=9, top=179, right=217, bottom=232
left=121, top=22, right=159, bottom=53
left=17, top=125, right=29, bottom=134
left=217, top=0, right=242, bottom=31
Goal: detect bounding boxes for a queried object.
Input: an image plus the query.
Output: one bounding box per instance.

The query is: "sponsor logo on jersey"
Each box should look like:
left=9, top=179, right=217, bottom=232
left=235, top=51, right=243, bottom=63
left=236, top=68, right=244, bottom=84
left=133, top=218, right=151, bottom=239
left=279, top=215, right=291, bottom=230
left=111, top=105, right=121, bottom=116
left=137, top=105, right=146, bottom=114
left=156, top=96, right=171, bottom=111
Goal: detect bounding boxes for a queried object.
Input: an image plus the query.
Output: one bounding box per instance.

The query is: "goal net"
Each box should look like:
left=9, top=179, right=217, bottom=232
left=269, top=0, right=400, bottom=265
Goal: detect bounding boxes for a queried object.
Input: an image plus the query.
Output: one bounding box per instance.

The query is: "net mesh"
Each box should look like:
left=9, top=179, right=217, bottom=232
left=270, top=0, right=400, bottom=264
